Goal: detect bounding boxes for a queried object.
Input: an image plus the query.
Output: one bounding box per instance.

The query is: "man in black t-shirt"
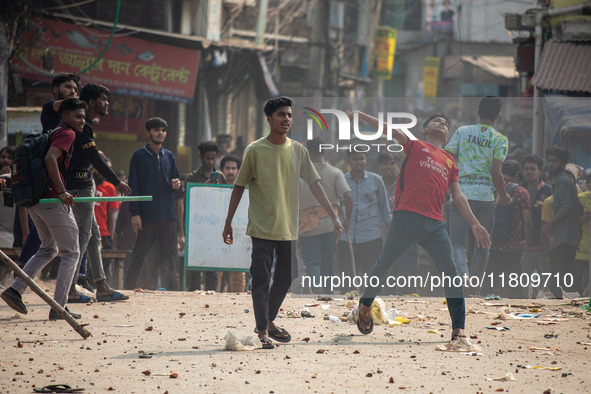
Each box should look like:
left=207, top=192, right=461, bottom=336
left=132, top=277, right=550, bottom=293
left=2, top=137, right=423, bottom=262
left=41, top=73, right=81, bottom=132
left=66, top=83, right=132, bottom=303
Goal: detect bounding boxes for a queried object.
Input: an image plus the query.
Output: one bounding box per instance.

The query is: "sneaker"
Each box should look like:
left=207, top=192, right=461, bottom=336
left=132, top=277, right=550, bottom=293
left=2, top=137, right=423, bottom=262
left=49, top=306, right=81, bottom=320
left=1, top=287, right=28, bottom=314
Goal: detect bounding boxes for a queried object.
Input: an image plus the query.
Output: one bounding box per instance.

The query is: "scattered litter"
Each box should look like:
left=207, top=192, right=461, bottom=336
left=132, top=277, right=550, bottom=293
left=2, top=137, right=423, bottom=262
left=344, top=291, right=359, bottom=300
left=300, top=308, right=314, bottom=318
left=487, top=373, right=518, bottom=381
left=579, top=342, right=591, bottom=346
left=530, top=347, right=559, bottom=351
left=427, top=330, right=439, bottom=333
left=436, top=337, right=482, bottom=352
left=486, top=326, right=511, bottom=331
left=326, top=314, right=340, bottom=323
left=530, top=308, right=544, bottom=312
left=347, top=298, right=389, bottom=325
left=316, top=296, right=332, bottom=301
left=114, top=325, right=134, bottom=328
left=525, top=365, right=561, bottom=371
left=537, top=321, right=558, bottom=325
left=484, top=294, right=501, bottom=300
left=461, top=352, right=484, bottom=356
left=224, top=331, right=261, bottom=351
left=543, top=318, right=569, bottom=322
left=497, top=310, right=540, bottom=320
left=345, top=300, right=357, bottom=308
left=544, top=333, right=558, bottom=339
left=305, top=303, right=319, bottom=307
left=320, top=304, right=330, bottom=310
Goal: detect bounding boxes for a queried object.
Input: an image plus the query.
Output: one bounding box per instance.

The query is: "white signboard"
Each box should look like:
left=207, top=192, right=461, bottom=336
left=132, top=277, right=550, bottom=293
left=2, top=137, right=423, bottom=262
left=185, top=184, right=250, bottom=271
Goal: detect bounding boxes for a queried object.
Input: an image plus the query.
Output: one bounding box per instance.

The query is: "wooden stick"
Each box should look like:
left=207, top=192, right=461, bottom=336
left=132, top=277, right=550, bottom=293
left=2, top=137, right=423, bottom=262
left=39, top=196, right=152, bottom=204
left=0, top=250, right=91, bottom=339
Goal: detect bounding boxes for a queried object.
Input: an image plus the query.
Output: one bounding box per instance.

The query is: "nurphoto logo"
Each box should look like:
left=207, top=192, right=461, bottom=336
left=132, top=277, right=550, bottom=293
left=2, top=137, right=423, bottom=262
left=303, top=108, right=417, bottom=152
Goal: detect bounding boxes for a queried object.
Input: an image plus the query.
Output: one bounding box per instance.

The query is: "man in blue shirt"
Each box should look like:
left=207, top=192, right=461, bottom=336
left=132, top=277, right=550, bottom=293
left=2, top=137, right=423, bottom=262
left=124, top=117, right=183, bottom=290
left=336, top=150, right=391, bottom=292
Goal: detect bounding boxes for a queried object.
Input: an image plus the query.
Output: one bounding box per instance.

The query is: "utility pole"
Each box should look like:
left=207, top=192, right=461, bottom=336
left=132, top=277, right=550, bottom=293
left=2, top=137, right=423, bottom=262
left=307, top=0, right=329, bottom=98
left=255, top=0, right=269, bottom=47
left=0, top=19, right=9, bottom=148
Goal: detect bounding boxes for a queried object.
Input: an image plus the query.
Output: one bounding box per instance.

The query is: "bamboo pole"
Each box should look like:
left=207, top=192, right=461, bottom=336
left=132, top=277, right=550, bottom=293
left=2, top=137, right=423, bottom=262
left=0, top=250, right=91, bottom=339
left=39, top=196, right=152, bottom=204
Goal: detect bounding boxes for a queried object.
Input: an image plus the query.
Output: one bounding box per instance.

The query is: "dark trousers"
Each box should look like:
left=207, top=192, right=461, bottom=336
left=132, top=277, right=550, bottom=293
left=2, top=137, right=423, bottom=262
left=548, top=243, right=577, bottom=298
left=486, top=249, right=523, bottom=298
left=124, top=220, right=178, bottom=290
left=250, top=237, right=296, bottom=332
left=360, top=211, right=465, bottom=329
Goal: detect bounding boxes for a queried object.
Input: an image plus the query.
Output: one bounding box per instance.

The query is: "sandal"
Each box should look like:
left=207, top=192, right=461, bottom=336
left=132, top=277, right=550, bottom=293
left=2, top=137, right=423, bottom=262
left=356, top=303, right=373, bottom=335
left=254, top=327, right=291, bottom=343
left=259, top=336, right=275, bottom=349
left=34, top=384, right=85, bottom=392
left=451, top=334, right=467, bottom=341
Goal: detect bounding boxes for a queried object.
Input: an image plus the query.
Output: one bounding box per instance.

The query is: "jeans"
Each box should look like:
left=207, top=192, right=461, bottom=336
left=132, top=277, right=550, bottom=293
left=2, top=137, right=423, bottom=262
left=449, top=200, right=495, bottom=279
left=124, top=220, right=178, bottom=290
left=11, top=203, right=80, bottom=307
left=250, top=237, right=297, bottom=332
left=299, top=232, right=337, bottom=294
left=70, top=187, right=108, bottom=286
left=85, top=214, right=107, bottom=283
left=360, top=211, right=465, bottom=329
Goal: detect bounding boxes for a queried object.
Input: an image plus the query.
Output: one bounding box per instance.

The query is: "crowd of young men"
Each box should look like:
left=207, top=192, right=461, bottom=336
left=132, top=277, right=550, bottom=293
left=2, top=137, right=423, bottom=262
left=1, top=84, right=588, bottom=351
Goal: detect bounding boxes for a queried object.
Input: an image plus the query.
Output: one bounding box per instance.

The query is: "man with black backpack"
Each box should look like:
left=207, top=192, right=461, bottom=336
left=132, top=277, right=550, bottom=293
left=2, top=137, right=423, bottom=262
left=485, top=160, right=531, bottom=298
left=1, top=98, right=87, bottom=320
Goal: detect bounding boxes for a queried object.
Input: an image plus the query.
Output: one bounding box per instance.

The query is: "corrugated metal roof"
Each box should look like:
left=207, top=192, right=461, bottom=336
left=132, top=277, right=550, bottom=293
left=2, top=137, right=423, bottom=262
left=462, top=56, right=519, bottom=79
left=532, top=40, right=591, bottom=93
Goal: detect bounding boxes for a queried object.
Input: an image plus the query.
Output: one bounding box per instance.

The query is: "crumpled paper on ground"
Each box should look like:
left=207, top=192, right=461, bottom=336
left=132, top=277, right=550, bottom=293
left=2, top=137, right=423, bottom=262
left=436, top=337, right=483, bottom=352
left=487, top=373, right=518, bottom=381
left=224, top=331, right=261, bottom=351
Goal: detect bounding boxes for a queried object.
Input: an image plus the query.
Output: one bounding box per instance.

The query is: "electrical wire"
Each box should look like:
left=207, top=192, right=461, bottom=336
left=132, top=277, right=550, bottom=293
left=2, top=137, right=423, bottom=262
left=45, top=0, right=97, bottom=11
left=16, top=0, right=120, bottom=76
left=77, top=0, right=120, bottom=74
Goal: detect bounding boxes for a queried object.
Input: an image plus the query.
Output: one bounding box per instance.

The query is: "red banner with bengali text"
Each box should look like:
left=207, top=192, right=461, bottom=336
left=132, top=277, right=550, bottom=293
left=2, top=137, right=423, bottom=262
left=13, top=18, right=200, bottom=103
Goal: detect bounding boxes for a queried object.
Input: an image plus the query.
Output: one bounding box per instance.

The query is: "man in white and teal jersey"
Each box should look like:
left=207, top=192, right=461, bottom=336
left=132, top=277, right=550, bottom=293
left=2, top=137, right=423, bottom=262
left=445, top=96, right=511, bottom=286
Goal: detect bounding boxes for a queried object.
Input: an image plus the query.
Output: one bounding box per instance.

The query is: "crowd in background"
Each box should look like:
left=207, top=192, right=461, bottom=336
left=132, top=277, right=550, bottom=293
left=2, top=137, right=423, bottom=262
left=0, top=88, right=589, bottom=301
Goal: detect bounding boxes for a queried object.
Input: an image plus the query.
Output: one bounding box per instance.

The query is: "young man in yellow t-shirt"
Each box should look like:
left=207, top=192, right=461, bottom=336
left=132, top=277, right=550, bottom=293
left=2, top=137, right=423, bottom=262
left=223, top=97, right=343, bottom=349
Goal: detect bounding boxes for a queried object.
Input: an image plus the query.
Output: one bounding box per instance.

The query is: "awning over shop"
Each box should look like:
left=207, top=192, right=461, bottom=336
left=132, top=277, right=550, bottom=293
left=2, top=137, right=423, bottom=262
left=532, top=40, right=591, bottom=93
left=462, top=56, right=519, bottom=79
left=543, top=95, right=591, bottom=145
left=12, top=18, right=201, bottom=103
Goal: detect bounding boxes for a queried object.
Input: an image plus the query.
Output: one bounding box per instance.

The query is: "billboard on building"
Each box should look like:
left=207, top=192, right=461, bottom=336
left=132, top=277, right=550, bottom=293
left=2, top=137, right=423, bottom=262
left=13, top=18, right=200, bottom=104
left=426, top=0, right=455, bottom=31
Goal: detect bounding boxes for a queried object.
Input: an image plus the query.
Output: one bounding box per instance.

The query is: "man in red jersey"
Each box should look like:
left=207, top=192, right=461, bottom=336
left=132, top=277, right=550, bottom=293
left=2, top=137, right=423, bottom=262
left=347, top=111, right=490, bottom=346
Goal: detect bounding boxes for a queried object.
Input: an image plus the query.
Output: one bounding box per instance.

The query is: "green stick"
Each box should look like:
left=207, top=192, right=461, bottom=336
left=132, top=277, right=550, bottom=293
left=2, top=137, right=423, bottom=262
left=39, top=196, right=153, bottom=204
